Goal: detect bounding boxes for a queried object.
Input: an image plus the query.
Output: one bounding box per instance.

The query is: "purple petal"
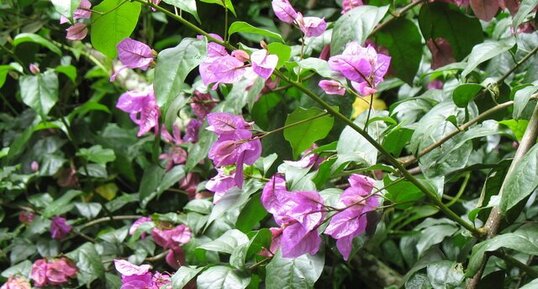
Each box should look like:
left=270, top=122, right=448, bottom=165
left=318, top=80, right=346, bottom=95
left=281, top=222, right=321, bottom=258
left=335, top=234, right=354, bottom=261
left=251, top=50, right=278, bottom=80
left=271, top=0, right=298, bottom=24
left=117, top=38, right=154, bottom=70
left=114, top=259, right=151, bottom=276
left=65, top=23, right=87, bottom=41
left=287, top=191, right=325, bottom=231
left=297, top=15, right=327, bottom=37
left=206, top=112, right=249, bottom=134
left=324, top=207, right=363, bottom=239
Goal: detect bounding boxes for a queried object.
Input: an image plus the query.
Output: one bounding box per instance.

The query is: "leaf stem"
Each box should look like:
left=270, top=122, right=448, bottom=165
left=496, top=46, right=538, bottom=85
left=370, top=0, right=426, bottom=35
left=255, top=111, right=330, bottom=140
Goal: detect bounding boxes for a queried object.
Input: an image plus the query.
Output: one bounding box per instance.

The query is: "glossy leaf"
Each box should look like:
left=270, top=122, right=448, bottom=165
left=172, top=266, right=204, bottom=289
left=283, top=107, right=334, bottom=159
left=162, top=0, right=200, bottom=23
left=228, top=21, right=284, bottom=42
left=452, top=83, right=483, bottom=108
left=197, top=266, right=250, bottom=289
left=265, top=251, right=325, bottom=289
left=19, top=71, right=59, bottom=119
left=461, top=38, right=516, bottom=77
left=199, top=0, right=236, bottom=16
left=13, top=33, right=62, bottom=56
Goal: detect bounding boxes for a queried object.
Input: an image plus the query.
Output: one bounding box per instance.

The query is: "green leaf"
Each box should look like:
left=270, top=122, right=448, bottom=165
left=197, top=266, right=250, bottom=289
left=77, top=145, right=116, bottom=164
left=19, top=71, right=59, bottom=119
left=384, top=177, right=423, bottom=209
left=154, top=37, right=206, bottom=108
left=55, top=65, right=77, bottom=82
left=228, top=21, right=284, bottom=42
left=461, top=38, right=516, bottom=77
left=51, top=0, right=81, bottom=18
left=0, top=65, right=15, bottom=88
left=66, top=243, right=105, bottom=286
left=91, top=0, right=141, bottom=58
left=452, top=83, right=483, bottom=108
left=296, top=58, right=334, bottom=78
left=283, top=107, right=334, bottom=158
left=467, top=224, right=538, bottom=276
left=374, top=18, right=422, bottom=84
left=426, top=261, right=464, bottom=289
left=513, top=0, right=538, bottom=31
left=499, top=119, right=528, bottom=141
left=172, top=266, right=204, bottom=289
left=43, top=190, right=83, bottom=218
left=199, top=0, right=236, bottom=16
left=10, top=239, right=36, bottom=264
left=331, top=5, right=389, bottom=55
left=265, top=251, right=325, bottom=289
left=245, top=229, right=272, bottom=260
left=140, top=165, right=185, bottom=207
left=520, top=278, right=538, bottom=289
left=162, top=0, right=200, bottom=23
left=1, top=260, right=32, bottom=278
left=75, top=202, right=102, bottom=219
left=198, top=229, right=249, bottom=254
left=235, top=196, right=267, bottom=233
left=382, top=127, right=413, bottom=157
left=499, top=143, right=538, bottom=213
left=206, top=181, right=262, bottom=227
left=267, top=43, right=291, bottom=68
left=13, top=33, right=62, bottom=56
left=416, top=222, right=458, bottom=257
left=419, top=2, right=484, bottom=61
left=513, top=84, right=538, bottom=119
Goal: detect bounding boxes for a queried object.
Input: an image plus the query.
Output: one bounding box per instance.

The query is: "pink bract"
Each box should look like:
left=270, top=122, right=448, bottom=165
left=271, top=0, right=298, bottom=24
left=50, top=216, right=71, bottom=240
left=65, top=23, right=88, bottom=41
left=117, top=38, right=154, bottom=70
left=116, top=89, right=160, bottom=137
left=251, top=49, right=278, bottom=80
left=319, top=80, right=346, bottom=96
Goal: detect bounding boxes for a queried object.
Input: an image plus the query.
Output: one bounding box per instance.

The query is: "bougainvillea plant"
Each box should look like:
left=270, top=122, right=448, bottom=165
left=1, top=0, right=537, bottom=288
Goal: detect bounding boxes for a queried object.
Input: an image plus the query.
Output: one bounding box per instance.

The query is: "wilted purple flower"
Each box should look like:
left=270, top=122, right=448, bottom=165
left=328, top=42, right=391, bottom=96
left=151, top=224, right=192, bottom=250
left=319, top=80, right=346, bottom=96
left=426, top=38, right=455, bottom=69
left=1, top=275, right=31, bottom=289
left=342, top=0, right=363, bottom=14
left=261, top=175, right=325, bottom=258
left=19, top=211, right=35, bottom=224
left=271, top=0, right=298, bottom=23
left=117, top=38, right=154, bottom=70
left=31, top=258, right=77, bottom=287
left=129, top=217, right=153, bottom=236
left=184, top=119, right=202, bottom=143
left=165, top=247, right=185, bottom=270
left=31, top=259, right=48, bottom=287
left=191, top=91, right=217, bottom=119
left=51, top=216, right=71, bottom=240
left=65, top=23, right=88, bottom=41
left=116, top=89, right=160, bottom=137
left=160, top=125, right=187, bottom=170
left=30, top=160, right=40, bottom=172
left=29, top=64, right=40, bottom=75
left=296, top=14, right=327, bottom=37
left=427, top=79, right=444, bottom=90
left=324, top=174, right=380, bottom=260
left=251, top=49, right=278, bottom=80
left=259, top=227, right=283, bottom=257
left=206, top=167, right=237, bottom=203
left=179, top=172, right=199, bottom=199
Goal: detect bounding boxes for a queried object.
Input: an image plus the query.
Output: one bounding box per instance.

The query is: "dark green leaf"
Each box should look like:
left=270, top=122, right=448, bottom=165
left=513, top=84, right=538, bottom=119
left=77, top=145, right=116, bottom=164
left=42, top=190, right=83, bottom=218
left=199, top=0, right=236, bottom=16
left=162, top=0, right=200, bottom=23
left=265, top=251, right=325, bottom=289
left=235, top=196, right=267, bottom=233
left=197, top=266, right=250, bottom=289
left=19, top=71, right=59, bottom=119
left=228, top=21, right=284, bottom=42
left=91, top=0, right=141, bottom=58
left=462, top=38, right=516, bottom=77
left=172, top=266, right=204, bottom=289
left=452, top=83, right=483, bottom=108
left=374, top=18, right=422, bottom=84
left=13, top=33, right=62, bottom=56
left=67, top=243, right=105, bottom=286
left=283, top=107, right=334, bottom=158
left=331, top=5, right=389, bottom=55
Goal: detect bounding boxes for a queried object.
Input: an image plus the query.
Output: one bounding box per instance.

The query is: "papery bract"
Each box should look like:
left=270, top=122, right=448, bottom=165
left=30, top=260, right=48, bottom=287
left=206, top=112, right=250, bottom=134
left=50, top=216, right=71, bottom=240
left=261, top=174, right=289, bottom=219
left=165, top=247, right=185, bottom=270
left=151, top=224, right=192, bottom=249
left=426, top=37, right=455, bottom=69
left=206, top=168, right=237, bottom=203
left=271, top=0, right=298, bottom=23
left=342, top=0, right=363, bottom=14
left=116, top=89, right=160, bottom=137
left=328, top=42, right=390, bottom=96
left=184, top=119, right=202, bottom=143
left=117, top=38, right=154, bottom=70
left=18, top=211, right=34, bottom=224
left=281, top=222, right=322, bottom=258
left=0, top=276, right=31, bottom=289
left=324, top=174, right=380, bottom=260
left=65, top=23, right=88, bottom=40
left=129, top=217, right=153, bottom=236
left=319, top=80, right=346, bottom=96
left=251, top=49, right=278, bottom=80
left=73, top=0, right=92, bottom=20
left=46, top=258, right=77, bottom=285
left=296, top=14, right=327, bottom=37
left=152, top=272, right=172, bottom=289
left=114, top=259, right=151, bottom=276
left=191, top=91, right=217, bottom=119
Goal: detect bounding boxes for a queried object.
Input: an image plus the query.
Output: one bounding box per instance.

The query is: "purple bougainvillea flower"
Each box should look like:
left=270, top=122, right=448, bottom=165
left=1, top=275, right=31, bottom=289
left=261, top=174, right=325, bottom=258
left=296, top=14, right=327, bottom=37
left=152, top=272, right=172, bottom=289
left=129, top=217, right=153, bottom=236
left=159, top=125, right=187, bottom=170
left=271, top=0, right=298, bottom=23
left=165, top=247, right=185, bottom=270
left=206, top=112, right=251, bottom=134
left=73, top=0, right=92, bottom=19
left=116, top=89, right=160, bottom=137
left=114, top=260, right=153, bottom=289
left=281, top=221, right=322, bottom=258
left=318, top=80, right=346, bottom=96
left=342, top=0, right=363, bottom=14
left=65, top=23, right=88, bottom=41
left=191, top=90, right=217, bottom=119
left=206, top=167, right=237, bottom=203
left=151, top=224, right=192, bottom=250
left=31, top=259, right=48, bottom=287
left=324, top=174, right=380, bottom=260
left=231, top=50, right=250, bottom=62
left=251, top=49, right=279, bottom=80
left=18, top=211, right=35, bottom=224
left=184, top=119, right=202, bottom=143
left=114, top=260, right=151, bottom=277
left=328, top=42, right=390, bottom=96
left=46, top=258, right=77, bottom=286
left=50, top=216, right=71, bottom=240
left=117, top=38, right=154, bottom=70
left=200, top=54, right=246, bottom=89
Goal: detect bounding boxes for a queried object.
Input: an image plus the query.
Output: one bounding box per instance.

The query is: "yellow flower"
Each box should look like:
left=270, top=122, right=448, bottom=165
left=352, top=94, right=387, bottom=118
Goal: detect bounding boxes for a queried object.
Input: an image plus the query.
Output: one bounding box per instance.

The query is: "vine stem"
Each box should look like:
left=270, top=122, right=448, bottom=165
left=254, top=111, right=329, bottom=140
left=496, top=46, right=538, bottom=85
left=133, top=0, right=481, bottom=237
left=370, top=0, right=426, bottom=35
left=467, top=103, right=538, bottom=289
left=78, top=215, right=141, bottom=231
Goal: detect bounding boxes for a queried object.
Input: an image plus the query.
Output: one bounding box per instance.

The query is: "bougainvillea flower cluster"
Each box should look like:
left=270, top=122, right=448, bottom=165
left=326, top=42, right=391, bottom=96
left=199, top=35, right=278, bottom=89
left=31, top=258, right=77, bottom=287
left=50, top=216, right=71, bottom=240
left=325, top=174, right=380, bottom=260
left=206, top=112, right=262, bottom=198
left=116, top=88, right=160, bottom=137
left=111, top=38, right=156, bottom=81
left=0, top=276, right=31, bottom=289
left=271, top=0, right=327, bottom=37
left=114, top=259, right=172, bottom=289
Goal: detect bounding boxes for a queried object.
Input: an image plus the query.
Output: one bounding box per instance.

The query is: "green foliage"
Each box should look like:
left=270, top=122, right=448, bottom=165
left=283, top=107, right=334, bottom=158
